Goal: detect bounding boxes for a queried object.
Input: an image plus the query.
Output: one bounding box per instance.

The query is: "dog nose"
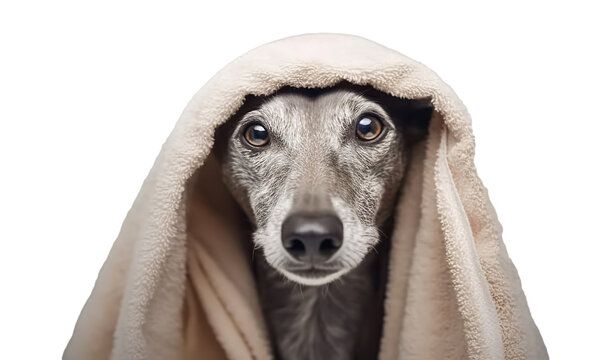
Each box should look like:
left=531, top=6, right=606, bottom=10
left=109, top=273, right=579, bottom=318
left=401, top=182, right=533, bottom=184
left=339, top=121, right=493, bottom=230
left=281, top=213, right=343, bottom=264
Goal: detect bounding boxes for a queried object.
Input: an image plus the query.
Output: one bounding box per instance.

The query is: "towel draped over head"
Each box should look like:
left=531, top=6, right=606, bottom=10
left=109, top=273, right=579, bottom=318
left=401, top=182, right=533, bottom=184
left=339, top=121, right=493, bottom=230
left=64, top=33, right=548, bottom=360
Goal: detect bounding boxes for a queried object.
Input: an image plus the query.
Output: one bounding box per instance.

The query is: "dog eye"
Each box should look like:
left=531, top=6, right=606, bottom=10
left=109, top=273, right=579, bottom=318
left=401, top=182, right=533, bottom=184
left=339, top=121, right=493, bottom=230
left=244, top=123, right=270, bottom=147
left=356, top=115, right=383, bottom=141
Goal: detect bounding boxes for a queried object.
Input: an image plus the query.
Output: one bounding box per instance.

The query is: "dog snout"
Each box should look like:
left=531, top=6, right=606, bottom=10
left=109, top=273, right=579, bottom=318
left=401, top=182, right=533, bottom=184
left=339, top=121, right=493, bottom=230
left=281, top=212, right=343, bottom=264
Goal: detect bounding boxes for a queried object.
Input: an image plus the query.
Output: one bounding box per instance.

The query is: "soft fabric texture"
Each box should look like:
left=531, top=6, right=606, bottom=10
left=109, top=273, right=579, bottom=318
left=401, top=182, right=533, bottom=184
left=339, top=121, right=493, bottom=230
left=64, top=33, right=548, bottom=360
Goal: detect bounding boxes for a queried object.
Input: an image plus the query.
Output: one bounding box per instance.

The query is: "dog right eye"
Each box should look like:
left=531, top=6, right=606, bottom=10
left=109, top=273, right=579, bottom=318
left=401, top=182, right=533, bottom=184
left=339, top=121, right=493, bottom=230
left=243, top=123, right=270, bottom=147
left=356, top=115, right=383, bottom=141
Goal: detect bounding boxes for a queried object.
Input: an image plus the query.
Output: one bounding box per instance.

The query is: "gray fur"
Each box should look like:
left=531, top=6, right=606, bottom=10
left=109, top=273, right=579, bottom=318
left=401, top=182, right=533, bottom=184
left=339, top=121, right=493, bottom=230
left=212, top=85, right=427, bottom=359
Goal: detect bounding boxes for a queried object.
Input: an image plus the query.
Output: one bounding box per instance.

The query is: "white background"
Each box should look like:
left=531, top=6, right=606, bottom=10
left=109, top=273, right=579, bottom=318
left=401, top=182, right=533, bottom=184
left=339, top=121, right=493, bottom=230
left=1, top=1, right=614, bottom=359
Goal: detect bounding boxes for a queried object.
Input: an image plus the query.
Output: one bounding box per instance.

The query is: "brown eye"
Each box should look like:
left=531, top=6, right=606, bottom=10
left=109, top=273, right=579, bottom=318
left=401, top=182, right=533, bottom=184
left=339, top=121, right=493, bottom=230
left=244, top=123, right=270, bottom=147
left=356, top=116, right=383, bottom=141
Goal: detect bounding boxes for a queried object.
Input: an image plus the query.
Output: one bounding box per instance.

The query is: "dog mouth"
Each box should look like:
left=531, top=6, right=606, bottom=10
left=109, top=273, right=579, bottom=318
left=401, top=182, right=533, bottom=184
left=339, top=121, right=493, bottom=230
left=278, top=263, right=350, bottom=286
left=284, top=266, right=339, bottom=279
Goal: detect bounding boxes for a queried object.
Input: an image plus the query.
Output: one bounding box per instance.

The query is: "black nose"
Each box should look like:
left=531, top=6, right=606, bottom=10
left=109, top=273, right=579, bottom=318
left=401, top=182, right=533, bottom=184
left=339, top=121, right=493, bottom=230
left=281, top=212, right=343, bottom=264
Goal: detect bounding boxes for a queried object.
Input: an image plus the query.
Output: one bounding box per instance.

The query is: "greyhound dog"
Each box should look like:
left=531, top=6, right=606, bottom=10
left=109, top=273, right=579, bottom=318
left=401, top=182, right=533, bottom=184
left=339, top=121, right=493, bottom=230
left=212, top=83, right=431, bottom=360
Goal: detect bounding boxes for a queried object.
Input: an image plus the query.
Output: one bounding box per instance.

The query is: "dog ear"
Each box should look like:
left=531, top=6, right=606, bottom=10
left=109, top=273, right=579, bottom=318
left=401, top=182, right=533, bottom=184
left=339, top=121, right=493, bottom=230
left=362, top=88, right=433, bottom=141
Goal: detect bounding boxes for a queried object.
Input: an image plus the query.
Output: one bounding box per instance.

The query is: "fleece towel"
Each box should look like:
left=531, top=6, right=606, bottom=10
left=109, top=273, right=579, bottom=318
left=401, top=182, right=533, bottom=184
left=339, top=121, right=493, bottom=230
left=64, top=33, right=548, bottom=360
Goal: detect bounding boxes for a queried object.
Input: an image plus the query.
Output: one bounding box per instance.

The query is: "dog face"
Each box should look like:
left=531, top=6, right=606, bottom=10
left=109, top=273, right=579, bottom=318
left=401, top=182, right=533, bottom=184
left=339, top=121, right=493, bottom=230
left=214, top=85, right=430, bottom=285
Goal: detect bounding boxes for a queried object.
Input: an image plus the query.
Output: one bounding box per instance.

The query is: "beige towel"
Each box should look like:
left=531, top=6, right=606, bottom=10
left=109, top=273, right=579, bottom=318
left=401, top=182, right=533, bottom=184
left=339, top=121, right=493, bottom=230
left=64, top=33, right=548, bottom=360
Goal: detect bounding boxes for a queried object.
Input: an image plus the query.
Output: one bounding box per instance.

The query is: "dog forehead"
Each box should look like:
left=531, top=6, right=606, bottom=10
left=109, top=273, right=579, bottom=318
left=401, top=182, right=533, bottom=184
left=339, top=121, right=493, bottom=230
left=258, top=90, right=379, bottom=144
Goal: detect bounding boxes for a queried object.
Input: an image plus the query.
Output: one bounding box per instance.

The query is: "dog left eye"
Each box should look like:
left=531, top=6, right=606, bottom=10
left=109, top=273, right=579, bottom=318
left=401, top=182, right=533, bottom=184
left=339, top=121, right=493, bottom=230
left=244, top=123, right=270, bottom=147
left=356, top=115, right=383, bottom=141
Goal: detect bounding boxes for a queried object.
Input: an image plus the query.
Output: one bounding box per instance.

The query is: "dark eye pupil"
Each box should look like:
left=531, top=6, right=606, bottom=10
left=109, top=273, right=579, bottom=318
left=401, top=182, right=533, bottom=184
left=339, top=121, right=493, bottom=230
left=358, top=118, right=374, bottom=134
left=245, top=123, right=269, bottom=146
left=251, top=125, right=267, bottom=139
left=357, top=117, right=381, bottom=140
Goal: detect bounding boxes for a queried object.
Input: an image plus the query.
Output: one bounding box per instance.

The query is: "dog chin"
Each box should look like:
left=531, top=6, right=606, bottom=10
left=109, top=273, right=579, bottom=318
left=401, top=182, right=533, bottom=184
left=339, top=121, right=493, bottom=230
left=279, top=267, right=350, bottom=286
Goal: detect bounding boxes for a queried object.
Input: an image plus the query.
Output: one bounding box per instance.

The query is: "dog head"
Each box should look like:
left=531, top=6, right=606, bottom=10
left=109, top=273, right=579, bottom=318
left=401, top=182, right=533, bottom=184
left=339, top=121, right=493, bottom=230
left=214, top=84, right=431, bottom=285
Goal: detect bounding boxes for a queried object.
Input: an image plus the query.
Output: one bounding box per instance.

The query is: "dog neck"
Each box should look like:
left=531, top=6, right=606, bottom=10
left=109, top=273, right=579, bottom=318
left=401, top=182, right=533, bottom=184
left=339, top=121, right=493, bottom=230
left=253, top=218, right=392, bottom=360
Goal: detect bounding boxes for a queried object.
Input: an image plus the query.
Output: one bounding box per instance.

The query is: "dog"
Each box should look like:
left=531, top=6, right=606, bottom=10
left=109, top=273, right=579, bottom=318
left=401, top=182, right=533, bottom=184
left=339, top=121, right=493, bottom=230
left=213, top=82, right=432, bottom=360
